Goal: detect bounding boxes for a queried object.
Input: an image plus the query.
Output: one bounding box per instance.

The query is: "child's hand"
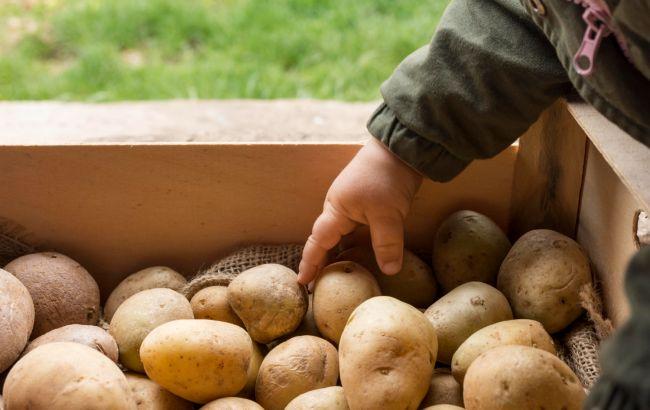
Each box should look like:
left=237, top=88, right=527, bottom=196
left=297, top=138, right=422, bottom=285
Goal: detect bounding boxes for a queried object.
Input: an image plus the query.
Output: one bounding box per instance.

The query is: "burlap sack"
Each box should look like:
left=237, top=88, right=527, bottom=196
left=184, top=243, right=610, bottom=390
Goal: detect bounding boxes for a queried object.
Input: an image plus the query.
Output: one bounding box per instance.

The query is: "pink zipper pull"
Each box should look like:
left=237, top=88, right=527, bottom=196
left=573, top=7, right=611, bottom=76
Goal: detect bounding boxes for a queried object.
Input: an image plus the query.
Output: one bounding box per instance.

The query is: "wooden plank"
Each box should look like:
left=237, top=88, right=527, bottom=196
left=509, top=99, right=588, bottom=239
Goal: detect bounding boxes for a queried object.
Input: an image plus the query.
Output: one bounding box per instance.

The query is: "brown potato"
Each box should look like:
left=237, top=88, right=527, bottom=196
left=433, top=210, right=510, bottom=292
left=256, top=336, right=338, bottom=410
left=4, top=252, right=100, bottom=338
left=3, top=342, right=135, bottom=410
left=340, top=296, right=437, bottom=410
left=24, top=324, right=118, bottom=362
left=125, top=373, right=193, bottom=410
left=0, top=268, right=34, bottom=373
left=285, top=386, right=349, bottom=410
left=451, top=319, right=555, bottom=383
left=337, top=246, right=437, bottom=308
left=140, top=319, right=252, bottom=404
left=313, top=261, right=380, bottom=344
left=190, top=285, right=244, bottom=327
left=104, top=266, right=187, bottom=322
left=424, top=282, right=512, bottom=364
left=200, top=397, right=263, bottom=410
left=109, top=288, right=193, bottom=372
left=228, top=264, right=307, bottom=343
left=421, top=368, right=463, bottom=408
left=463, top=345, right=585, bottom=410
left=497, top=229, right=592, bottom=333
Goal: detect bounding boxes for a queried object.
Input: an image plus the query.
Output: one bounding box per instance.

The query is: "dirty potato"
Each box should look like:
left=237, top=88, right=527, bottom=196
left=24, top=324, right=118, bottom=362
left=420, top=368, right=463, bottom=408
left=125, top=373, right=193, bottom=410
left=0, top=268, right=34, bottom=373
left=285, top=386, right=349, bottom=410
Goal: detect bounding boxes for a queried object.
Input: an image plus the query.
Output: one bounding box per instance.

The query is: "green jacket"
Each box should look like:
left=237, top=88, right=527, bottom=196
left=368, top=0, right=650, bottom=182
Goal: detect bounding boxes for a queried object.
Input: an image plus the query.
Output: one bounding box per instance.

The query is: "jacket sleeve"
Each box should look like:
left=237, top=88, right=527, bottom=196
left=367, top=0, right=572, bottom=182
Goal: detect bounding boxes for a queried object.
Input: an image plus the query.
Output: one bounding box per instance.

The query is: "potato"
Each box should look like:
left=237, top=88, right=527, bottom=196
left=126, top=373, right=193, bottom=410
left=313, top=261, right=380, bottom=344
left=228, top=264, right=307, bottom=343
left=433, top=210, right=510, bottom=292
left=497, top=229, right=592, bottom=333
left=424, top=282, right=512, bottom=364
left=421, top=368, right=463, bottom=408
left=0, top=268, right=34, bottom=373
left=422, top=405, right=465, bottom=410
left=140, top=319, right=252, bottom=404
left=237, top=341, right=264, bottom=399
left=3, top=342, right=135, bottom=410
left=109, top=288, right=193, bottom=372
left=200, top=397, right=263, bottom=410
left=4, top=252, right=100, bottom=338
left=104, top=266, right=187, bottom=322
left=285, top=386, right=349, bottom=410
left=190, top=286, right=244, bottom=327
left=451, top=319, right=555, bottom=383
left=256, top=335, right=338, bottom=410
left=340, top=296, right=437, bottom=410
left=463, top=345, right=585, bottom=410
left=337, top=247, right=437, bottom=307
left=24, top=324, right=118, bottom=362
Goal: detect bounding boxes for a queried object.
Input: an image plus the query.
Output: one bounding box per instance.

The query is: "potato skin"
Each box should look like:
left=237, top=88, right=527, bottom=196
left=190, top=286, right=244, bottom=327
left=340, top=296, right=438, bottom=410
left=0, top=268, right=34, bottom=373
left=337, top=247, right=437, bottom=307
left=228, top=264, right=307, bottom=343
left=104, top=266, right=187, bottom=322
left=285, top=386, right=349, bottom=410
left=4, top=252, right=100, bottom=338
left=463, top=345, right=585, bottom=410
left=140, top=319, right=252, bottom=404
left=237, top=341, right=264, bottom=399
left=256, top=335, right=338, bottom=410
left=125, top=373, right=193, bottom=410
left=421, top=368, right=463, bottom=408
left=424, top=282, right=512, bottom=364
left=109, top=288, right=193, bottom=372
left=24, top=324, right=118, bottom=362
left=422, top=405, right=465, bottom=410
left=200, top=397, right=263, bottom=410
left=451, top=319, right=555, bottom=383
left=497, top=229, right=592, bottom=333
left=313, top=261, right=380, bottom=344
left=433, top=210, right=510, bottom=292
left=3, top=342, right=135, bottom=410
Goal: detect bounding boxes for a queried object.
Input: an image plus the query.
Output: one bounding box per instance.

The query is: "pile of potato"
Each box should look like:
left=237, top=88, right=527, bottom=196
left=0, top=210, right=593, bottom=410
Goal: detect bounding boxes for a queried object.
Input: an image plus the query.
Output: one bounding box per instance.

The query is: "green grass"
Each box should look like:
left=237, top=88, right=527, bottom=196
left=0, top=0, right=448, bottom=101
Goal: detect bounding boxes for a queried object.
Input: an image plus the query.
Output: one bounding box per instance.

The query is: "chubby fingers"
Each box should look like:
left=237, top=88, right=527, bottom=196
left=368, top=212, right=405, bottom=275
left=298, top=202, right=357, bottom=285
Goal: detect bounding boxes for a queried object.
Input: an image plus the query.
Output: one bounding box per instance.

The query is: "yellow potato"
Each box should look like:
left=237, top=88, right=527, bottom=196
left=0, top=268, right=34, bottom=373
left=424, top=282, right=512, bottom=364
left=421, top=368, right=463, bottom=408
left=228, top=264, right=307, bottom=343
left=237, top=341, right=264, bottom=399
left=256, top=335, right=338, bottom=410
left=337, top=247, right=437, bottom=307
left=463, top=345, right=585, bottom=410
left=340, top=296, right=437, bottom=410
left=3, top=342, right=135, bottom=410
left=4, top=252, right=100, bottom=337
left=140, top=319, right=252, bottom=404
left=313, top=261, right=380, bottom=344
left=285, top=386, right=349, bottom=410
left=109, top=288, right=193, bottom=372
left=422, top=405, right=465, bottom=410
left=497, top=229, right=592, bottom=333
left=451, top=319, right=555, bottom=383
left=190, top=286, right=244, bottom=327
left=104, top=266, right=187, bottom=322
left=433, top=210, right=510, bottom=292
left=24, top=324, right=118, bottom=363
left=125, top=373, right=193, bottom=410
left=200, top=397, right=263, bottom=410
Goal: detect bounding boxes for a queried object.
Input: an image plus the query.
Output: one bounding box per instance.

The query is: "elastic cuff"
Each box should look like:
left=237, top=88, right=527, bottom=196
left=367, top=102, right=471, bottom=182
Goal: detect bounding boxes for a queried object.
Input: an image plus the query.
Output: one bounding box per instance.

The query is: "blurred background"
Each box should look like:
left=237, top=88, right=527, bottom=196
left=0, top=0, right=449, bottom=102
